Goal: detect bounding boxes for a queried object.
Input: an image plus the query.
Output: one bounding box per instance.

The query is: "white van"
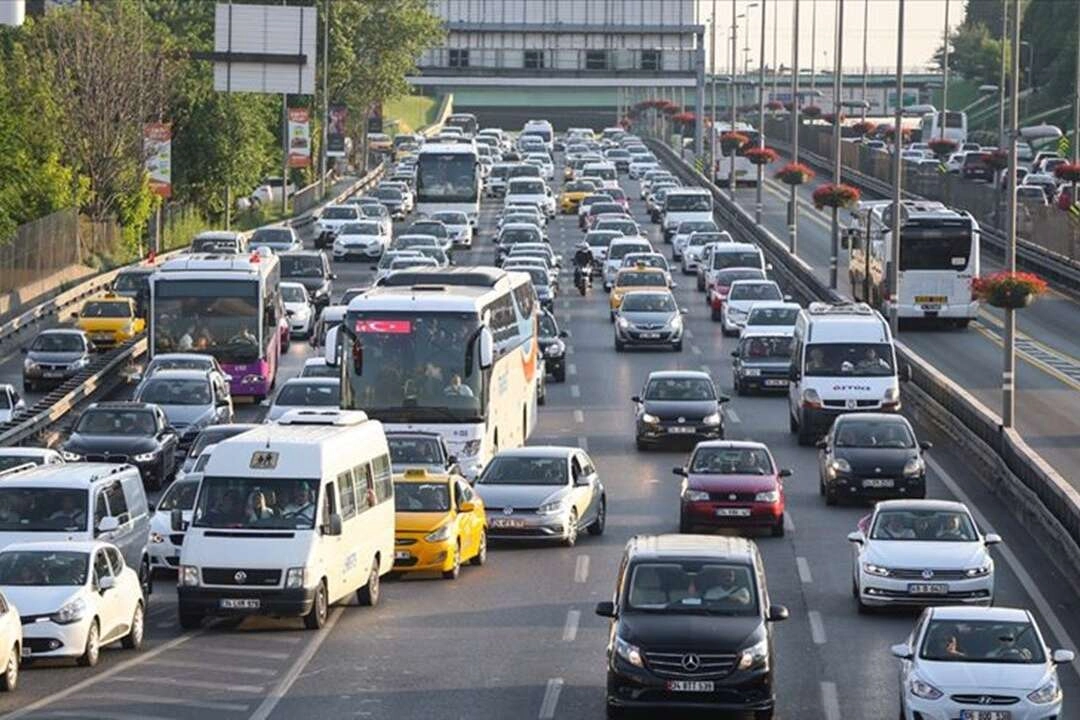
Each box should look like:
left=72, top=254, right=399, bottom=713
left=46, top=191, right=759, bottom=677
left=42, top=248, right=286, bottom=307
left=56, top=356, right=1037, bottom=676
left=787, top=303, right=904, bottom=446
left=175, top=409, right=394, bottom=630
left=662, top=187, right=714, bottom=241
left=581, top=162, right=619, bottom=190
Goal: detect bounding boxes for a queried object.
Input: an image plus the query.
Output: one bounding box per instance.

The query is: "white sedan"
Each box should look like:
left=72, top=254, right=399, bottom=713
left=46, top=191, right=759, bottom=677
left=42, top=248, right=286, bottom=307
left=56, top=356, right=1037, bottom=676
left=331, top=221, right=389, bottom=261
left=281, top=282, right=315, bottom=339
left=848, top=499, right=1000, bottom=612
left=740, top=301, right=801, bottom=337
left=148, top=473, right=200, bottom=573
left=0, top=591, right=19, bottom=691
left=720, top=280, right=784, bottom=336
left=266, top=378, right=341, bottom=423
left=0, top=541, right=143, bottom=667
left=893, top=606, right=1072, bottom=720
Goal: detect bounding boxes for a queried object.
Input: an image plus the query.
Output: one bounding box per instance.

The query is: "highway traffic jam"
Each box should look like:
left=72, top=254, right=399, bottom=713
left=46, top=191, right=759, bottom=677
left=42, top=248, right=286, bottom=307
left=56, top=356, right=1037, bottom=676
left=0, top=114, right=1076, bottom=720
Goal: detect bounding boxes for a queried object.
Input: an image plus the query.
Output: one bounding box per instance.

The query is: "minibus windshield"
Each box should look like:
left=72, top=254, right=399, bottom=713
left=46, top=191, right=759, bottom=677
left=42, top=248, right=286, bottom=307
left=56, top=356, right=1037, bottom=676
left=193, top=476, right=321, bottom=530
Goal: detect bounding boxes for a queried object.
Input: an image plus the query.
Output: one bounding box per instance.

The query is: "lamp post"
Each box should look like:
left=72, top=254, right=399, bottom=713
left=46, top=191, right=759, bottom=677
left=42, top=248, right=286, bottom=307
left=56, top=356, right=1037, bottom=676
left=729, top=3, right=746, bottom=199
left=771, top=0, right=778, bottom=98
left=756, top=0, right=767, bottom=225
left=789, top=0, right=801, bottom=254
left=1074, top=2, right=1080, bottom=166
left=810, top=0, right=817, bottom=92
left=1003, top=0, right=1019, bottom=428
left=940, top=0, right=950, bottom=139
left=861, top=0, right=869, bottom=121
left=889, top=0, right=905, bottom=338
left=711, top=0, right=719, bottom=184
left=830, top=0, right=844, bottom=289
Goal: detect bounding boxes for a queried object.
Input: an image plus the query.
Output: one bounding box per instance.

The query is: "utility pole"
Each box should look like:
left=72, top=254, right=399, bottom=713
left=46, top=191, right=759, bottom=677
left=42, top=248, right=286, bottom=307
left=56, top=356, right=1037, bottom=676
left=998, top=0, right=1007, bottom=147
left=810, top=0, right=817, bottom=93
left=1074, top=2, right=1079, bottom=166
left=711, top=0, right=718, bottom=184
left=729, top=0, right=738, bottom=199
left=756, top=0, right=767, bottom=224
left=830, top=0, right=844, bottom=289
left=789, top=0, right=801, bottom=255
left=941, top=0, right=950, bottom=139
left=889, top=0, right=905, bottom=337
left=861, top=0, right=869, bottom=121
left=319, top=0, right=329, bottom=199
left=1003, top=0, right=1020, bottom=428
left=771, top=0, right=778, bottom=99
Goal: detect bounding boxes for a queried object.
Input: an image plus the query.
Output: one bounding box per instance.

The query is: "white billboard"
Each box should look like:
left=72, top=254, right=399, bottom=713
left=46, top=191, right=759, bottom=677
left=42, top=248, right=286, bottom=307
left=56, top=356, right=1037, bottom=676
left=213, top=3, right=317, bottom=95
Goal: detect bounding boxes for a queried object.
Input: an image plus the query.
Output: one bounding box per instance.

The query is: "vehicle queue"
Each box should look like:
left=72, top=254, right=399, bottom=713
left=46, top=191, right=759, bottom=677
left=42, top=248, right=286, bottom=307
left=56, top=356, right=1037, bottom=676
left=0, top=120, right=1071, bottom=720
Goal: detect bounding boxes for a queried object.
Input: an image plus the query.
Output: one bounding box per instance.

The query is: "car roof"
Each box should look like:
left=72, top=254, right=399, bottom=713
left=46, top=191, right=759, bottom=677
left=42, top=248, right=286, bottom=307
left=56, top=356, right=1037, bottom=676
left=0, top=447, right=59, bottom=458
left=150, top=353, right=214, bottom=363
left=394, top=468, right=454, bottom=484
left=928, top=606, right=1031, bottom=623
left=0, top=462, right=137, bottom=489
left=138, top=368, right=210, bottom=382
left=692, top=440, right=770, bottom=452
left=38, top=328, right=86, bottom=337
left=748, top=301, right=799, bottom=311
left=278, top=377, right=339, bottom=388
left=86, top=401, right=156, bottom=412
left=646, top=370, right=711, bottom=381
left=494, top=445, right=576, bottom=459
left=626, top=534, right=757, bottom=563
left=835, top=412, right=911, bottom=424
left=0, top=540, right=106, bottom=555
left=873, top=498, right=968, bottom=513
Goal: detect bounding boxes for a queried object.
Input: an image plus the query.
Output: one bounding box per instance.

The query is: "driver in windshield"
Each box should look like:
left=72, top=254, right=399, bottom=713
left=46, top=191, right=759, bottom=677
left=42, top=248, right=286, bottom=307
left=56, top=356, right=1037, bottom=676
left=935, top=515, right=967, bottom=540
left=880, top=515, right=916, bottom=539
left=443, top=374, right=474, bottom=398
left=281, top=485, right=314, bottom=518
left=857, top=347, right=890, bottom=372
left=49, top=496, right=85, bottom=526
left=806, top=348, right=827, bottom=372
left=700, top=567, right=752, bottom=605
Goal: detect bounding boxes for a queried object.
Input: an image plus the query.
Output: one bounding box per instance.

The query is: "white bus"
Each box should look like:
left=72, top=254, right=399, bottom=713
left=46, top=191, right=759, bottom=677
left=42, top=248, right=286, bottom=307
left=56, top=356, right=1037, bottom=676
left=713, top=122, right=761, bottom=187
left=415, top=143, right=481, bottom=227
left=847, top=200, right=979, bottom=327
left=445, top=112, right=478, bottom=137
left=334, top=267, right=539, bottom=479
left=919, top=110, right=968, bottom=145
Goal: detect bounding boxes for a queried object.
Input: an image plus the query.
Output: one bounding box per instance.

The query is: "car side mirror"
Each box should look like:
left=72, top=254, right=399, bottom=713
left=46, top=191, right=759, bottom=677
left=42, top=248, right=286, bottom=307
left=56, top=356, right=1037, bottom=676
left=718, top=395, right=731, bottom=404
left=919, top=441, right=933, bottom=451
left=783, top=294, right=793, bottom=302
left=984, top=533, right=1002, bottom=545
left=890, top=643, right=914, bottom=660
left=96, top=516, right=119, bottom=534
left=631, top=395, right=641, bottom=403
left=846, top=531, right=864, bottom=544
left=779, top=468, right=792, bottom=478
left=672, top=466, right=687, bottom=477
left=558, top=330, right=570, bottom=338
left=815, top=439, right=827, bottom=449
left=789, top=365, right=800, bottom=382
left=767, top=605, right=789, bottom=622
left=170, top=508, right=184, bottom=531
left=459, top=500, right=475, bottom=513
left=324, top=512, right=343, bottom=537
left=730, top=351, right=739, bottom=358
left=478, top=326, right=495, bottom=371
left=370, top=265, right=378, bottom=271
left=595, top=601, right=616, bottom=618
left=97, top=575, right=116, bottom=593
left=147, top=502, right=156, bottom=512
left=901, top=365, right=913, bottom=383
left=1052, top=649, right=1076, bottom=664
left=670, top=281, right=678, bottom=289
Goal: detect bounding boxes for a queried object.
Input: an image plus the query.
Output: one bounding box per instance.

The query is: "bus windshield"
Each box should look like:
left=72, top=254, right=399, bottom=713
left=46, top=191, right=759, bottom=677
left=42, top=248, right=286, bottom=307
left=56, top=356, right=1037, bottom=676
left=416, top=153, right=478, bottom=203
left=900, top=230, right=973, bottom=271
left=152, top=280, right=261, bottom=363
left=343, top=311, right=485, bottom=423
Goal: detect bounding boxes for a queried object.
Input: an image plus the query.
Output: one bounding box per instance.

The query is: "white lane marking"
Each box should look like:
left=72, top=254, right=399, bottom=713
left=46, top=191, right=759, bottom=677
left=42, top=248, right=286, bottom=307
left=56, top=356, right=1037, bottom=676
left=573, top=409, right=584, bottom=424
left=808, top=610, right=827, bottom=645
left=725, top=408, right=741, bottom=424
left=249, top=633, right=303, bottom=645
left=576, top=436, right=589, bottom=451
left=570, top=384, right=581, bottom=398
left=113, top=675, right=264, bottom=693
left=562, top=610, right=581, bottom=642
left=198, top=646, right=291, bottom=660
left=574, top=555, right=590, bottom=583
left=796, top=556, right=813, bottom=584
left=145, top=658, right=279, bottom=676
left=927, top=456, right=1080, bottom=678
left=248, top=606, right=345, bottom=720
left=821, top=681, right=842, bottom=720
left=43, top=711, right=175, bottom=720
left=539, top=678, right=565, bottom=720
left=690, top=345, right=702, bottom=356
left=567, top=363, right=578, bottom=376
left=0, top=628, right=204, bottom=720
left=81, top=692, right=248, bottom=713
left=784, top=513, right=795, bottom=533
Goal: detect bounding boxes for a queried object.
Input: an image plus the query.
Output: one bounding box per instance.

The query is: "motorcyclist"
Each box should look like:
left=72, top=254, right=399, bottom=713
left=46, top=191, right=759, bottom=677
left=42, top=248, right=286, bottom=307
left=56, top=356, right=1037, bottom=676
left=572, top=243, right=592, bottom=295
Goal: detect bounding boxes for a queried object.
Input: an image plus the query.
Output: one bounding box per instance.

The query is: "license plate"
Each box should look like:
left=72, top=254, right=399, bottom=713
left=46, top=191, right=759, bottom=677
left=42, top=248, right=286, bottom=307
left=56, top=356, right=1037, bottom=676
left=921, top=304, right=942, bottom=311
left=667, top=680, right=714, bottom=692
left=908, top=583, right=948, bottom=596
left=639, top=333, right=660, bottom=339
left=219, top=598, right=260, bottom=609
left=42, top=371, right=64, bottom=378
left=667, top=427, right=696, bottom=434
left=491, top=518, right=526, bottom=529
left=763, top=379, right=787, bottom=387
left=914, top=295, right=947, bottom=303
left=862, top=478, right=895, bottom=488
left=960, top=712, right=1011, bottom=720
left=394, top=551, right=411, bottom=561
left=715, top=508, right=752, bottom=517
left=93, top=333, right=112, bottom=341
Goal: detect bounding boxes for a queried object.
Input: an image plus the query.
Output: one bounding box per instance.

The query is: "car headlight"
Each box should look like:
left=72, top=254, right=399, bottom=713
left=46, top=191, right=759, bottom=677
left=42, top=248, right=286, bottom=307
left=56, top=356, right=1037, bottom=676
left=736, top=638, right=769, bottom=671
left=285, top=567, right=307, bottom=589
left=50, top=596, right=88, bottom=625
left=742, top=368, right=761, bottom=377
left=425, top=524, right=454, bottom=543
left=133, top=451, right=158, bottom=463
left=883, top=387, right=901, bottom=407
left=641, top=412, right=660, bottom=424
left=544, top=341, right=565, bottom=358
left=1028, top=675, right=1062, bottom=705
left=909, top=676, right=943, bottom=701
left=755, top=489, right=780, bottom=503
left=179, top=565, right=200, bottom=587
left=830, top=458, right=852, bottom=474
left=617, top=317, right=631, bottom=329
left=902, top=458, right=924, bottom=476
left=537, top=498, right=571, bottom=516
left=682, top=489, right=710, bottom=502
left=964, top=562, right=992, bottom=578
left=614, top=636, right=645, bottom=668
left=150, top=532, right=165, bottom=544
left=801, top=388, right=823, bottom=408
left=702, top=412, right=722, bottom=426
left=23, top=358, right=37, bottom=370
left=728, top=308, right=747, bottom=318
left=60, top=450, right=83, bottom=461
left=862, top=562, right=891, bottom=578
left=669, top=315, right=683, bottom=330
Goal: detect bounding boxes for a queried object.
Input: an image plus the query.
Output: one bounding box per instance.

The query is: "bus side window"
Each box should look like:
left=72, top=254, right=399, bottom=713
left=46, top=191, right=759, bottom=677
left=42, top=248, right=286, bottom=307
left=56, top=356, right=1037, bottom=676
left=322, top=482, right=337, bottom=526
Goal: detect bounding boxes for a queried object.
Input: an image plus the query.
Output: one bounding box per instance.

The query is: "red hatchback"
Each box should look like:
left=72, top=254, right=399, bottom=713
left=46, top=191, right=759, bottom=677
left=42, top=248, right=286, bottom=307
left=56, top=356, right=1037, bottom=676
left=674, top=441, right=791, bottom=537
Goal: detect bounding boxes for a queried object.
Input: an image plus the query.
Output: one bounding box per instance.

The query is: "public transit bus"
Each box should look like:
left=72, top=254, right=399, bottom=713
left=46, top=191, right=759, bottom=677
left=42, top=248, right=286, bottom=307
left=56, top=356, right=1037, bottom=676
left=445, top=112, right=479, bottom=137
left=846, top=199, right=979, bottom=327
left=919, top=110, right=968, bottom=145
left=149, top=252, right=283, bottom=399
left=415, top=143, right=481, bottom=227
left=338, top=267, right=538, bottom=479
left=713, top=121, right=762, bottom=187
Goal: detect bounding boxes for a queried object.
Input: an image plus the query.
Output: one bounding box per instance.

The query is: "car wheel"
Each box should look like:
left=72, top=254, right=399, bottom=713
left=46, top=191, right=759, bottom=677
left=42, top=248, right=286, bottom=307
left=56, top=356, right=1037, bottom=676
left=304, top=579, right=329, bottom=629
left=614, top=339, right=624, bottom=352
left=563, top=511, right=579, bottom=547
left=697, top=276, right=705, bottom=291
left=442, top=541, right=462, bottom=580
left=825, top=483, right=838, bottom=506
left=23, top=380, right=33, bottom=394
left=789, top=410, right=799, bottom=433
left=470, top=530, right=487, bottom=566
left=77, top=620, right=100, bottom=667
left=139, top=557, right=151, bottom=603
left=635, top=437, right=648, bottom=451
left=606, top=703, right=627, bottom=719
left=357, top=559, right=380, bottom=607
left=121, top=601, right=144, bottom=650
left=0, top=644, right=17, bottom=692
left=588, top=497, right=606, bottom=536
left=734, top=378, right=744, bottom=396
left=771, top=516, right=785, bottom=538
left=754, top=710, right=774, bottom=720
left=797, top=421, right=816, bottom=447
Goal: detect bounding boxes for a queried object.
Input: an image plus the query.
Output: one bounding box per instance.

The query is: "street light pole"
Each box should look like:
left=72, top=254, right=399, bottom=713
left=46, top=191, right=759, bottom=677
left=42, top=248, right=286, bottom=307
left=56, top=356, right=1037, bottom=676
left=861, top=0, right=869, bottom=121
left=940, top=0, right=950, bottom=139
left=998, top=0, right=1007, bottom=146
left=1074, top=2, right=1080, bottom=166
left=711, top=0, right=718, bottom=184
left=810, top=0, right=817, bottom=93
left=889, top=0, right=905, bottom=337
left=771, top=0, right=778, bottom=98
left=729, top=0, right=739, bottom=199
left=790, top=0, right=801, bottom=255
left=756, top=0, right=767, bottom=224
left=830, top=0, right=844, bottom=289
left=1003, top=0, right=1020, bottom=428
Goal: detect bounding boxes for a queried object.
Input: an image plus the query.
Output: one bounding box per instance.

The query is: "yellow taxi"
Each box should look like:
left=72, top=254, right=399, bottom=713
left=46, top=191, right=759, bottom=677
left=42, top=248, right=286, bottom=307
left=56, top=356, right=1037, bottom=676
left=75, top=293, right=145, bottom=348
left=368, top=132, right=392, bottom=153
left=392, top=468, right=487, bottom=579
left=559, top=180, right=597, bottom=214
left=609, top=265, right=669, bottom=320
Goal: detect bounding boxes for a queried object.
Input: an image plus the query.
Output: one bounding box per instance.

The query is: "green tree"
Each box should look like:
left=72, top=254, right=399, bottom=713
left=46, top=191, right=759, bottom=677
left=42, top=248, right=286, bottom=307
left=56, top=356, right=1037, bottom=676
left=933, top=23, right=1007, bottom=87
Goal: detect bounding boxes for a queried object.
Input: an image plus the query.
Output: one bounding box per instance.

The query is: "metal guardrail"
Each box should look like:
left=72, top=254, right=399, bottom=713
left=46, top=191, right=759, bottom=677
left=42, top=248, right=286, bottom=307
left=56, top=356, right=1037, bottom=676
left=648, top=137, right=1080, bottom=575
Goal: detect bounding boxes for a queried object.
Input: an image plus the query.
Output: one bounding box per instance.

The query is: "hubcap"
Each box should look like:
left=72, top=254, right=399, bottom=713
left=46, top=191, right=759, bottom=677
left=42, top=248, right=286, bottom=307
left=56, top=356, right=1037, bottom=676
left=370, top=568, right=379, bottom=600
left=133, top=606, right=143, bottom=643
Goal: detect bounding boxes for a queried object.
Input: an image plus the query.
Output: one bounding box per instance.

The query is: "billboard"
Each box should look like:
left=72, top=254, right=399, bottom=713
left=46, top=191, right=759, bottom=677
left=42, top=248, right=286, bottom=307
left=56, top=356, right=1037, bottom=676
left=327, top=104, right=348, bottom=158
left=287, top=109, right=311, bottom=167
left=213, top=4, right=317, bottom=95
left=144, top=123, right=172, bottom=198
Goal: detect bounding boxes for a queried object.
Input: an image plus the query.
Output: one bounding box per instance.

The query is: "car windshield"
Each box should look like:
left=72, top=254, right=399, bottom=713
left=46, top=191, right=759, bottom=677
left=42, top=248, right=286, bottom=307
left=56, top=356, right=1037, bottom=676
left=870, top=509, right=977, bottom=541
left=729, top=283, right=782, bottom=302
left=390, top=258, right=436, bottom=272
left=680, top=221, right=717, bottom=234
left=82, top=301, right=130, bottom=318
left=322, top=206, right=358, bottom=220
left=565, top=182, right=594, bottom=193
left=666, top=194, right=711, bottom=211
left=359, top=205, right=387, bottom=219
left=500, top=229, right=541, bottom=244
left=626, top=562, right=758, bottom=615
left=250, top=228, right=293, bottom=246
left=137, top=378, right=211, bottom=406
left=281, top=285, right=308, bottom=303
left=617, top=272, right=665, bottom=288
left=624, top=255, right=666, bottom=270
left=0, top=551, right=88, bottom=586
left=920, top=620, right=1045, bottom=664
left=621, top=293, right=676, bottom=313
left=32, top=333, right=84, bottom=352
left=300, top=362, right=338, bottom=378
left=0, top=488, right=88, bottom=532
left=747, top=307, right=799, bottom=326
left=75, top=409, right=155, bottom=436
left=738, top=336, right=793, bottom=360
left=596, top=221, right=637, bottom=236
left=690, top=447, right=774, bottom=475
left=804, top=343, right=895, bottom=377
left=409, top=223, right=447, bottom=238
left=157, top=480, right=199, bottom=512
left=274, top=382, right=340, bottom=408
left=394, top=482, right=451, bottom=512
left=587, top=232, right=620, bottom=247
left=715, top=269, right=765, bottom=285
left=477, top=456, right=567, bottom=486
left=713, top=252, right=762, bottom=270
left=342, top=222, right=381, bottom=235
left=834, top=419, right=915, bottom=448
left=388, top=436, right=444, bottom=466
left=397, top=235, right=438, bottom=248
left=608, top=243, right=650, bottom=260
left=644, top=377, right=715, bottom=401
left=432, top=212, right=467, bottom=225
left=520, top=268, right=550, bottom=287
left=113, top=272, right=149, bottom=292
left=280, top=255, right=325, bottom=278
left=510, top=180, right=545, bottom=195
left=193, top=476, right=320, bottom=530
left=539, top=313, right=558, bottom=337
left=590, top=203, right=625, bottom=216
left=189, top=426, right=251, bottom=460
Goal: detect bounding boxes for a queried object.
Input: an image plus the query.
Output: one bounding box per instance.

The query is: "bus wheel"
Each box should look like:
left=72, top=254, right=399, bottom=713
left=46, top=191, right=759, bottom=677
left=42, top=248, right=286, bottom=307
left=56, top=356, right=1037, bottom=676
left=357, top=559, right=380, bottom=607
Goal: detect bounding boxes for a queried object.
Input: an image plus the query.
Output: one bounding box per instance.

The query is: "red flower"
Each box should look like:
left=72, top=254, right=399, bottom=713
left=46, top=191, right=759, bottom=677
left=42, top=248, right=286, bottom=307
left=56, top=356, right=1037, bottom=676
left=775, top=162, right=815, bottom=186
left=744, top=147, right=780, bottom=166
left=1053, top=162, right=1080, bottom=184
left=766, top=100, right=785, bottom=112
left=822, top=112, right=846, bottom=125
left=985, top=149, right=1009, bottom=171
left=927, top=138, right=958, bottom=158
left=720, top=132, right=750, bottom=154
left=851, top=120, right=877, bottom=136
left=673, top=112, right=697, bottom=123
left=970, top=271, right=1048, bottom=308
left=812, top=183, right=861, bottom=210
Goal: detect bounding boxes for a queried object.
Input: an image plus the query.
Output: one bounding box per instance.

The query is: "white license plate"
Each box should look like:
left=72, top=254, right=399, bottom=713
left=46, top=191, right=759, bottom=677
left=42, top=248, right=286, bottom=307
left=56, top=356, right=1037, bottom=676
left=639, top=333, right=660, bottom=339
left=42, top=371, right=64, bottom=378
left=862, top=478, right=895, bottom=488
left=219, top=598, right=260, bottom=609
left=394, top=551, right=411, bottom=561
left=908, top=583, right=948, bottom=596
left=763, top=379, right=787, bottom=387
left=667, top=680, right=714, bottom=692
left=921, top=304, right=942, bottom=311
left=715, top=508, right=752, bottom=517
left=491, top=518, right=526, bottom=528
left=667, top=427, right=696, bottom=434
left=961, top=712, right=1011, bottom=720
left=93, top=333, right=112, bottom=341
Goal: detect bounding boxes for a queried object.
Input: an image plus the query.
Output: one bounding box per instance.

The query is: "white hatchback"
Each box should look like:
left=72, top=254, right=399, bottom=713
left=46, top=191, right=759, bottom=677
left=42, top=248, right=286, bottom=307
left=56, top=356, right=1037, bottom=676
left=720, top=280, right=785, bottom=336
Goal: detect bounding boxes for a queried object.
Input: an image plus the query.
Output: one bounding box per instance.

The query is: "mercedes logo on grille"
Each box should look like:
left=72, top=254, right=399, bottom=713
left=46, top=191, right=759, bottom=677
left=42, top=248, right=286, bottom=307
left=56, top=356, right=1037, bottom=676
left=503, top=507, right=514, bottom=516
left=234, top=570, right=248, bottom=584
left=681, top=654, right=701, bottom=671
left=921, top=569, right=934, bottom=580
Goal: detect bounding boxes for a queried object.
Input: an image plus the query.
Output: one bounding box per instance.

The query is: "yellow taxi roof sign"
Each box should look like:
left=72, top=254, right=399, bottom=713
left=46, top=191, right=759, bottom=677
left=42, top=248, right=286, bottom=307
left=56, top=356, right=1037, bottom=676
left=403, top=468, right=428, bottom=478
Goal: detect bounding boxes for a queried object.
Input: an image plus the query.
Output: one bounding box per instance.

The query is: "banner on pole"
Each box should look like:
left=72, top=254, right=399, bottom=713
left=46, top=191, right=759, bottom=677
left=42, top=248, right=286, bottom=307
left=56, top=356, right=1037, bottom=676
left=327, top=104, right=348, bottom=158
left=288, top=108, right=311, bottom=167
left=144, top=123, right=172, bottom=198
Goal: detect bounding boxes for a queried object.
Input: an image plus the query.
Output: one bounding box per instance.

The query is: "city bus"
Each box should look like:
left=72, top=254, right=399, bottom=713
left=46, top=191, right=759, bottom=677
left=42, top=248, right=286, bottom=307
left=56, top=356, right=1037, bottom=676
left=713, top=122, right=762, bottom=187
left=445, top=112, right=479, bottom=137
left=415, top=143, right=481, bottom=227
left=919, top=110, right=968, bottom=145
left=846, top=200, right=979, bottom=327
left=149, top=252, right=283, bottom=399
left=334, top=267, right=538, bottom=479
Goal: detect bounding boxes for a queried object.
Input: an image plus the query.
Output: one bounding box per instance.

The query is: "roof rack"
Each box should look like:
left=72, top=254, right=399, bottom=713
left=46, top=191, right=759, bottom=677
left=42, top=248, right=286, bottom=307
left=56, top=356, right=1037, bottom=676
left=807, top=301, right=875, bottom=316
left=0, top=463, right=37, bottom=479
left=275, top=409, right=369, bottom=426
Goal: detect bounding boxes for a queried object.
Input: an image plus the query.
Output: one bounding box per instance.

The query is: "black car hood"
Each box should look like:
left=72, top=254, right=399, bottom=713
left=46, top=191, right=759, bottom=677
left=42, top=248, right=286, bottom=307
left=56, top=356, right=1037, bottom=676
left=642, top=399, right=718, bottom=420
left=834, top=447, right=916, bottom=475
left=618, top=612, right=764, bottom=652
left=64, top=433, right=159, bottom=455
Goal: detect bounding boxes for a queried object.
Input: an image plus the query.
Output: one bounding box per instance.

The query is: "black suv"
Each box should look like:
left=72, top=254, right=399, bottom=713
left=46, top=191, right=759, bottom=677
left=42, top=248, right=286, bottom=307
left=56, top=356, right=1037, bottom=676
left=280, top=251, right=335, bottom=311
left=596, top=535, right=788, bottom=719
